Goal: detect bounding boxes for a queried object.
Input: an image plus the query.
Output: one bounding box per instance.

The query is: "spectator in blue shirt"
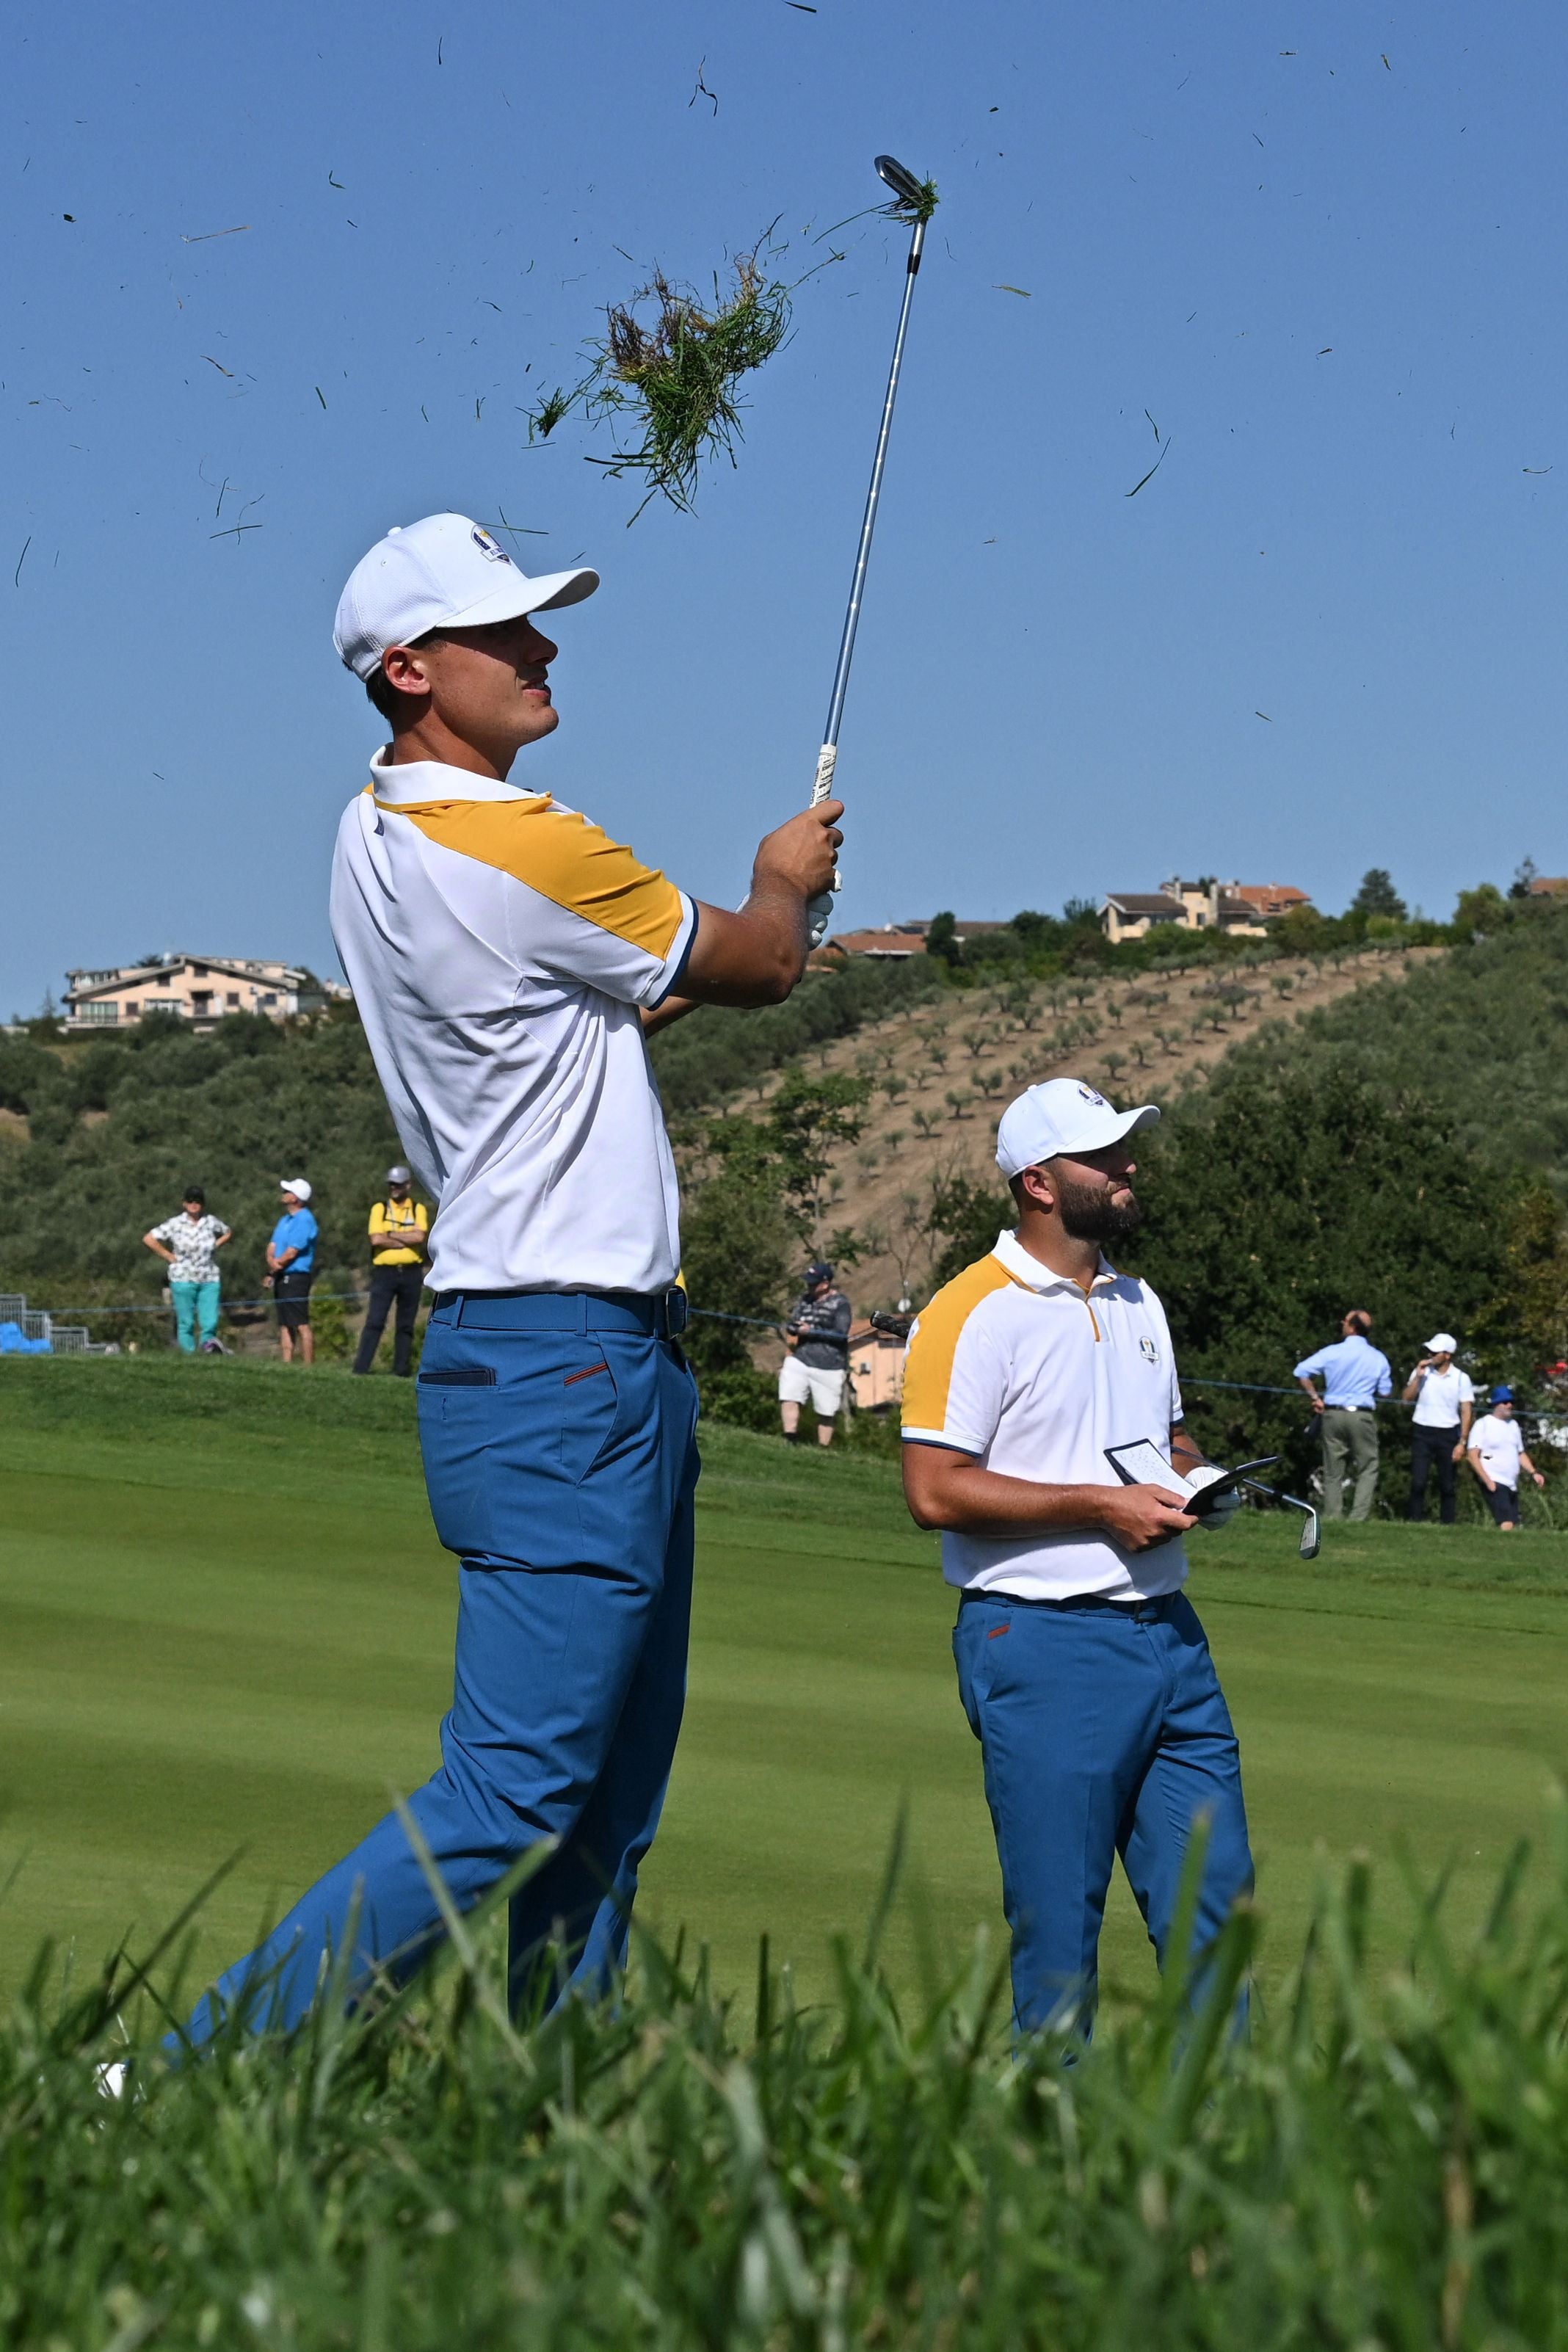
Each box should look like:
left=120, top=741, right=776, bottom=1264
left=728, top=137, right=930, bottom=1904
left=1293, top=1310, right=1393, bottom=1522
left=266, top=1177, right=319, bottom=1367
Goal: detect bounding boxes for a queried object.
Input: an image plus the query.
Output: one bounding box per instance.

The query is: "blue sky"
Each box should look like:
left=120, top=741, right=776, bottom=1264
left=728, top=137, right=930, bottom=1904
left=6, top=0, right=1564, bottom=1012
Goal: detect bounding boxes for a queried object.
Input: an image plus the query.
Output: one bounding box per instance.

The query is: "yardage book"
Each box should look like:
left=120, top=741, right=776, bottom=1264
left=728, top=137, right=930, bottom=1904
left=1103, top=1441, right=1280, bottom=1517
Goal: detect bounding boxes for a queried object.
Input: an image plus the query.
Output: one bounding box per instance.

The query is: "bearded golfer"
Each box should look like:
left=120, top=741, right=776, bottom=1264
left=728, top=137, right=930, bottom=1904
left=183, top=512, right=841, bottom=2040
left=901, top=1079, right=1253, bottom=2036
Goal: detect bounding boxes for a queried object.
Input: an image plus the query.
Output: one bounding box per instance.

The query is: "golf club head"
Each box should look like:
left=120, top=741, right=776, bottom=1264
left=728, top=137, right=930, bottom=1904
left=875, top=154, right=927, bottom=211
left=1238, top=1478, right=1322, bottom=1561
left=1273, top=1492, right=1321, bottom=1560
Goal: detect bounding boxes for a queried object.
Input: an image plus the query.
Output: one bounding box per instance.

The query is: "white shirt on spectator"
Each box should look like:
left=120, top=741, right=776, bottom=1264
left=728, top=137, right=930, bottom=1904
left=1410, top=1362, right=1476, bottom=1429
left=1470, top=1414, right=1524, bottom=1486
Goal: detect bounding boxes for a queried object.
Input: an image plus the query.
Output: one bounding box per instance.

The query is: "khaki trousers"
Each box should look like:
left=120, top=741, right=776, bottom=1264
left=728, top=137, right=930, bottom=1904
left=1321, top=1407, right=1379, bottom=1521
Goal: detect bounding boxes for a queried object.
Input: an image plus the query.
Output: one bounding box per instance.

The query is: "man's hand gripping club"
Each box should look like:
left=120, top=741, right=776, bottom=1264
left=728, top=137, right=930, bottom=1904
left=642, top=799, right=843, bottom=1033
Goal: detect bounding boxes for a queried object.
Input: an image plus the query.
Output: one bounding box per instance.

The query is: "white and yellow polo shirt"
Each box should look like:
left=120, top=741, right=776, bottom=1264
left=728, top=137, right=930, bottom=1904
left=330, top=752, right=696, bottom=1296
left=902, top=1227, right=1187, bottom=1603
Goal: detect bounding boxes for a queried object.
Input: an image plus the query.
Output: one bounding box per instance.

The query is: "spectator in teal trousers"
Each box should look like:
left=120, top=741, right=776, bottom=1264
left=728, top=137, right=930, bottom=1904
left=144, top=1187, right=232, bottom=1353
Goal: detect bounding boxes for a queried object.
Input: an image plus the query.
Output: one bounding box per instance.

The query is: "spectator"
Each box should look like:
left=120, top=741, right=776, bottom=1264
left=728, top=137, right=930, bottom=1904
left=1467, top=1387, right=1545, bottom=1532
left=779, top=1262, right=852, bottom=1447
left=1293, top=1309, right=1393, bottom=1522
left=1402, top=1332, right=1475, bottom=1524
left=266, top=1178, right=318, bottom=1366
left=142, top=1186, right=232, bottom=1354
left=352, top=1164, right=430, bottom=1376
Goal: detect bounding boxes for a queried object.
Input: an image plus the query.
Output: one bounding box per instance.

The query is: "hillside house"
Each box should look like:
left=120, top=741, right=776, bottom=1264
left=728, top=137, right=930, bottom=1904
left=847, top=1319, right=906, bottom=1412
left=1101, top=879, right=1311, bottom=945
left=1100, top=891, right=1187, bottom=945
left=63, top=954, right=349, bottom=1031
left=811, top=918, right=1011, bottom=970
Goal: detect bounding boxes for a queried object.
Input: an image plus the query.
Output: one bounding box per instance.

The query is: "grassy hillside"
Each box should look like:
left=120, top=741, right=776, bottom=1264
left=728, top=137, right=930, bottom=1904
left=0, top=937, right=1416, bottom=1328
left=1183, top=895, right=1568, bottom=1194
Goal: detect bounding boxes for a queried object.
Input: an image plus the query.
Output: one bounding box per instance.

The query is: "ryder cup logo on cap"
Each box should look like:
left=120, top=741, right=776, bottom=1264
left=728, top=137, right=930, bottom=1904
left=333, top=512, right=600, bottom=681
left=995, top=1076, right=1161, bottom=1181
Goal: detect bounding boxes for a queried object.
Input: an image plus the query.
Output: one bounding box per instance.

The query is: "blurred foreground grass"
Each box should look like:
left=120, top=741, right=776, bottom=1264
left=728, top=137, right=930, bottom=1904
left=9, top=1824, right=1568, bottom=2347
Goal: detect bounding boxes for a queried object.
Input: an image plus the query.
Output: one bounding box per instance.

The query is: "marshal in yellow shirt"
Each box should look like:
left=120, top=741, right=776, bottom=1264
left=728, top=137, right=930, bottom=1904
left=368, top=1197, right=430, bottom=1266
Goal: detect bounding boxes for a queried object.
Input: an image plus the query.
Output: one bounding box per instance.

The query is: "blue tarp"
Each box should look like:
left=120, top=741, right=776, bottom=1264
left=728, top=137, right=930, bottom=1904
left=0, top=1322, right=51, bottom=1355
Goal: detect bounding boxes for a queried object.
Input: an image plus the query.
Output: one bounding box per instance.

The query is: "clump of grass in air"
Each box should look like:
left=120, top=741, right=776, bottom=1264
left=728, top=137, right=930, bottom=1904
left=529, top=246, right=794, bottom=520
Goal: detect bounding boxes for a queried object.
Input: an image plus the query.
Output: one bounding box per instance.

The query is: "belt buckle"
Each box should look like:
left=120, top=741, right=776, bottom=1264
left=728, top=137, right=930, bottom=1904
left=661, top=1287, right=689, bottom=1341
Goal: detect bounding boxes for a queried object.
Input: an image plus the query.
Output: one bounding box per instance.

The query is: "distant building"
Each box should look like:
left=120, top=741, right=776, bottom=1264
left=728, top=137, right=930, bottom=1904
left=1528, top=876, right=1568, bottom=899
left=1100, top=878, right=1311, bottom=945
left=63, top=954, right=349, bottom=1031
left=847, top=1319, right=906, bottom=1412
left=1100, top=892, right=1186, bottom=946
left=810, top=918, right=1012, bottom=969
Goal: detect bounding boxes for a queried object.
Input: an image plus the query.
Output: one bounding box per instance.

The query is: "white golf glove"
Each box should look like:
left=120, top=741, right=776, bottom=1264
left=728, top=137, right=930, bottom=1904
left=1184, top=1463, right=1241, bottom=1530
left=806, top=890, right=835, bottom=948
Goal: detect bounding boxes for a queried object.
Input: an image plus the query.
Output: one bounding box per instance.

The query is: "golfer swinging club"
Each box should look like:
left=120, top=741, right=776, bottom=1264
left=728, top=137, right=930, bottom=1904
left=182, top=512, right=841, bottom=2040
left=901, top=1080, right=1254, bottom=2036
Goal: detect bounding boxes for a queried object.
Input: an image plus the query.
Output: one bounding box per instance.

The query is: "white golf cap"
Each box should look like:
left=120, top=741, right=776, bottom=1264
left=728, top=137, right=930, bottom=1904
left=333, top=513, right=600, bottom=681
left=280, top=1177, right=312, bottom=1202
left=1426, top=1332, right=1458, bottom=1353
left=387, top=1164, right=412, bottom=1184
left=995, top=1078, right=1160, bottom=1180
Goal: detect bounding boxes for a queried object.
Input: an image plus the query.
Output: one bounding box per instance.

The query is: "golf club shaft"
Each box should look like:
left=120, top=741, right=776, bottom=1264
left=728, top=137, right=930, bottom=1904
left=811, top=209, right=928, bottom=810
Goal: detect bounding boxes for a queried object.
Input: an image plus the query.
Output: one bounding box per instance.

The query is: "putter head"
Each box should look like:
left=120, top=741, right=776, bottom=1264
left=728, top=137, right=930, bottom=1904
left=876, top=154, right=928, bottom=211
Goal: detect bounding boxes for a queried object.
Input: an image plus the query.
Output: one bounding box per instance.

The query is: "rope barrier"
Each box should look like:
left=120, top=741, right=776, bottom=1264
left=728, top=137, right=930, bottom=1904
left=10, top=1296, right=1515, bottom=1408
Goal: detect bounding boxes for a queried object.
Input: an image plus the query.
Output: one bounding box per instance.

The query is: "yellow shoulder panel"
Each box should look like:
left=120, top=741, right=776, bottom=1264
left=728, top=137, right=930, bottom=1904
left=386, top=797, right=684, bottom=959
left=901, top=1255, right=1013, bottom=1433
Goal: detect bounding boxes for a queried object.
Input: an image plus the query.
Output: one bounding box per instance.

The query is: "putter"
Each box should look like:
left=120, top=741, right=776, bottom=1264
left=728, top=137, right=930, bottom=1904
left=807, top=155, right=932, bottom=927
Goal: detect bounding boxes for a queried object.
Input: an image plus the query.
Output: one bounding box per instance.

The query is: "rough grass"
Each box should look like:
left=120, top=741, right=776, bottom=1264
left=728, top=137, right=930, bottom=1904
left=8, top=1359, right=1568, bottom=2340
left=10, top=1828, right=1568, bottom=2345
left=4, top=1357, right=1568, bottom=2010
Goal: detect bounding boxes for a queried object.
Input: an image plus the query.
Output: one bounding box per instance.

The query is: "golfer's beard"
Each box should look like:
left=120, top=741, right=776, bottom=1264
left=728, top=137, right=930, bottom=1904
left=1055, top=1175, right=1143, bottom=1244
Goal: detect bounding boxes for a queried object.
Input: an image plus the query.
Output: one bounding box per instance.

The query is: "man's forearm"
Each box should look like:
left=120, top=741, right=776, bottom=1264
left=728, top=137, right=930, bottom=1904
left=1169, top=1425, right=1213, bottom=1476
left=907, top=1459, right=1130, bottom=1539
left=640, top=995, right=701, bottom=1037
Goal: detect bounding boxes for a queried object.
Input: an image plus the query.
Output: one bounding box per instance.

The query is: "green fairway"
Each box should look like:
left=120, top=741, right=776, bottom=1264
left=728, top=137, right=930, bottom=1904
left=3, top=1355, right=1568, bottom=2011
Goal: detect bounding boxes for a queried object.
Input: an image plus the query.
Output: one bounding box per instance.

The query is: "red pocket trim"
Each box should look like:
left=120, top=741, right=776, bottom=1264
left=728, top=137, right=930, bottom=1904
left=565, top=1360, right=611, bottom=1387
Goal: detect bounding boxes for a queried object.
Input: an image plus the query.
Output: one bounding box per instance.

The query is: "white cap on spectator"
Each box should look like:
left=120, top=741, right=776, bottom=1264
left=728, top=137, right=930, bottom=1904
left=995, top=1078, right=1160, bottom=1180
left=387, top=1164, right=412, bottom=1183
left=280, top=1177, right=312, bottom=1202
left=1426, top=1332, right=1458, bottom=1353
left=333, top=513, right=599, bottom=681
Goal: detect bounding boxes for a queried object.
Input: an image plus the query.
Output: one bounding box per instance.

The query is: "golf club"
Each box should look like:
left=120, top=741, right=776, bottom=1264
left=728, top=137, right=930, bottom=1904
left=807, top=154, right=932, bottom=930
left=1238, top=1478, right=1321, bottom=1561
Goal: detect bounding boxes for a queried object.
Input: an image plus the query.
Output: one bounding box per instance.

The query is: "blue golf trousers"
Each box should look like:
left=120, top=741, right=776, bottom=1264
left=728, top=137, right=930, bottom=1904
left=183, top=1290, right=700, bottom=2044
left=953, top=1588, right=1253, bottom=2036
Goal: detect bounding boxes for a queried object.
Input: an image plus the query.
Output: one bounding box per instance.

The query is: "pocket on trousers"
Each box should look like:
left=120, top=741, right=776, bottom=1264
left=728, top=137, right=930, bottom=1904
left=418, top=1386, right=501, bottom=1558
left=416, top=1346, right=626, bottom=1567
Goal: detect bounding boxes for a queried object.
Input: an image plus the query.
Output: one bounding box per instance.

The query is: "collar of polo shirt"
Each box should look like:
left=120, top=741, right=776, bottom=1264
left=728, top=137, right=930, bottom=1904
left=369, top=748, right=548, bottom=808
left=992, top=1227, right=1118, bottom=1293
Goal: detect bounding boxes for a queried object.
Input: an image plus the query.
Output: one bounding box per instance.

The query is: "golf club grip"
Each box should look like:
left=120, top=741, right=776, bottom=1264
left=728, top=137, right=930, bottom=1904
left=810, top=743, right=843, bottom=894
